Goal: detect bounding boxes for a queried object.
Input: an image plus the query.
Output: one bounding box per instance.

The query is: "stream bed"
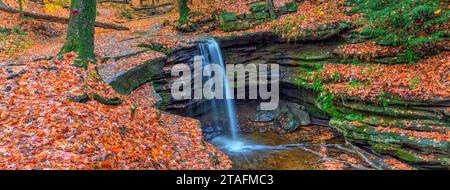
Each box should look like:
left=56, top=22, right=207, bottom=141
left=198, top=100, right=347, bottom=170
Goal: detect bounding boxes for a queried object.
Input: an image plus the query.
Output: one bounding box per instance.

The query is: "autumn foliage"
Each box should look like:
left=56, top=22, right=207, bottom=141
left=319, top=52, right=450, bottom=101
left=0, top=53, right=231, bottom=169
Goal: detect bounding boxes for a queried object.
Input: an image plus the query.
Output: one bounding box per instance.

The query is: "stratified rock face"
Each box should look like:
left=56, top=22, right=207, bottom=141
left=99, top=30, right=448, bottom=169
left=218, top=2, right=297, bottom=32
left=328, top=101, right=450, bottom=169
left=318, top=52, right=450, bottom=169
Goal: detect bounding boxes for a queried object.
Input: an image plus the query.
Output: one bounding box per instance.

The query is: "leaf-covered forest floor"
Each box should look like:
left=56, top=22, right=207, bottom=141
left=0, top=0, right=448, bottom=169
left=0, top=52, right=232, bottom=169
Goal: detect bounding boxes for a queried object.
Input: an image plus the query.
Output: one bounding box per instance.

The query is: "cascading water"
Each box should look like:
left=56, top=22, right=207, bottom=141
left=198, top=38, right=239, bottom=140
left=197, top=38, right=306, bottom=154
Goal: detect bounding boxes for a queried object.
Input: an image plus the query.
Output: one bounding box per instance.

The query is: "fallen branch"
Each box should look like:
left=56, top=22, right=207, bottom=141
left=0, top=3, right=129, bottom=30
left=297, top=146, right=370, bottom=170
left=346, top=142, right=398, bottom=170
left=131, top=2, right=173, bottom=11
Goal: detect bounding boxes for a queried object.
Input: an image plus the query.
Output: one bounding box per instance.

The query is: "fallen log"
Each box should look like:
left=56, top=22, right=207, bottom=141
left=0, top=2, right=129, bottom=30
left=131, top=2, right=173, bottom=11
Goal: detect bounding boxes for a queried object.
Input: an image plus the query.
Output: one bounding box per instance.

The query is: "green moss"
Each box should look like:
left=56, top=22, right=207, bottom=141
left=219, top=20, right=252, bottom=32
left=59, top=0, right=97, bottom=68
left=177, top=0, right=190, bottom=25
left=253, top=12, right=270, bottom=20
left=329, top=118, right=449, bottom=152
left=219, top=12, right=237, bottom=23
left=93, top=93, right=122, bottom=105
left=279, top=2, right=297, bottom=13
left=305, top=102, right=330, bottom=120
left=343, top=102, right=441, bottom=120
left=137, top=43, right=171, bottom=54
left=108, top=57, right=166, bottom=95
left=68, top=93, right=89, bottom=103
left=250, top=4, right=269, bottom=12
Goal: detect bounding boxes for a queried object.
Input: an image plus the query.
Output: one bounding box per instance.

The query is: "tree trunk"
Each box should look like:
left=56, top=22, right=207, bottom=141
left=177, top=0, right=189, bottom=25
left=59, top=0, right=97, bottom=67
left=17, top=0, right=24, bottom=20
left=266, top=0, right=276, bottom=19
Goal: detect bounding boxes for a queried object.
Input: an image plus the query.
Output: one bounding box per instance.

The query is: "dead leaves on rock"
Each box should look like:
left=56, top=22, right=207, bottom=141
left=319, top=52, right=450, bottom=101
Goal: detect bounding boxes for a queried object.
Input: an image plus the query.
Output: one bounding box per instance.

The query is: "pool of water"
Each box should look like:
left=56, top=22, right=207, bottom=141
left=211, top=132, right=324, bottom=170
left=198, top=101, right=345, bottom=170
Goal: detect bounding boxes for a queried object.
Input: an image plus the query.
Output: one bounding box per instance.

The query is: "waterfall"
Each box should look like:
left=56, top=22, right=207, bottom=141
left=198, top=38, right=239, bottom=140
left=198, top=38, right=306, bottom=154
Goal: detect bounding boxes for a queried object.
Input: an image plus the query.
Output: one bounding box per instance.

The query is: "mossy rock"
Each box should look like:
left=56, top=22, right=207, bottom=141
left=291, top=52, right=333, bottom=61
left=279, top=2, right=297, bottom=13
left=137, top=43, right=171, bottom=54
left=219, top=12, right=237, bottom=23
left=283, top=22, right=353, bottom=41
left=244, top=13, right=255, bottom=20
left=153, top=91, right=171, bottom=110
left=370, top=142, right=450, bottom=168
left=219, top=20, right=253, bottom=32
left=341, top=102, right=443, bottom=120
left=250, top=4, right=269, bottom=12
left=236, top=13, right=246, bottom=20
left=329, top=118, right=449, bottom=152
left=107, top=57, right=167, bottom=95
left=305, top=102, right=330, bottom=120
left=93, top=93, right=122, bottom=105
left=253, top=12, right=270, bottom=20
left=344, top=113, right=450, bottom=132
left=274, top=102, right=311, bottom=133
left=68, top=93, right=89, bottom=103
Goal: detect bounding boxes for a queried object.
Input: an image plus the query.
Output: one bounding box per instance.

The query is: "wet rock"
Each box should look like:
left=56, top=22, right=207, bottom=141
left=202, top=121, right=225, bottom=141
left=3, top=86, right=11, bottom=92
left=5, top=68, right=13, bottom=73
left=7, top=73, right=20, bottom=80
left=273, top=101, right=311, bottom=133
left=250, top=110, right=275, bottom=123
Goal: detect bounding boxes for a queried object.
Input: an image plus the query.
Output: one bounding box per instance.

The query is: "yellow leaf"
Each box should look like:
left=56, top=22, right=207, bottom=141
left=434, top=9, right=441, bottom=15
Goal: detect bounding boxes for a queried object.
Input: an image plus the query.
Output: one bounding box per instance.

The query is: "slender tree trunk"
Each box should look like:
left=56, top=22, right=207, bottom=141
left=266, top=0, right=276, bottom=19
left=177, top=0, right=189, bottom=25
left=17, top=0, right=24, bottom=20
left=59, top=0, right=97, bottom=67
